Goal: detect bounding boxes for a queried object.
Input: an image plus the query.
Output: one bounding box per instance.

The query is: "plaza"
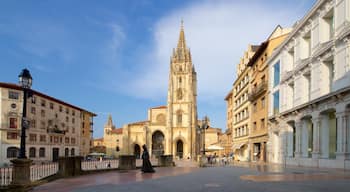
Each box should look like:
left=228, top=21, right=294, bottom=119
left=32, top=161, right=350, bottom=192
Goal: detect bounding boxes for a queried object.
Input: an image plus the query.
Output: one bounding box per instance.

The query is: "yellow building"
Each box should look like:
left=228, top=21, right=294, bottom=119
left=230, top=45, right=259, bottom=161
left=247, top=25, right=291, bottom=162
left=80, top=111, right=96, bottom=157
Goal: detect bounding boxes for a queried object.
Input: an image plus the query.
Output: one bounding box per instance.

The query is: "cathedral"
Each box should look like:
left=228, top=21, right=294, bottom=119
left=102, top=23, right=199, bottom=159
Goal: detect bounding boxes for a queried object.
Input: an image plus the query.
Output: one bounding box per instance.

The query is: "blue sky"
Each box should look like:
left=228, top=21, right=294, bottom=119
left=0, top=0, right=316, bottom=138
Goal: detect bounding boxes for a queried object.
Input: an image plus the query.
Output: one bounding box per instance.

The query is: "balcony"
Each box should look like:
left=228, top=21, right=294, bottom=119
left=47, top=126, right=66, bottom=135
left=248, top=81, right=267, bottom=101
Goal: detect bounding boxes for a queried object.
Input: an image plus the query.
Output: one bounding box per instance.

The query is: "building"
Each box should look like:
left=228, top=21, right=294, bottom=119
left=0, top=82, right=96, bottom=166
left=247, top=26, right=291, bottom=162
left=227, top=45, right=259, bottom=161
left=99, top=23, right=200, bottom=160
left=80, top=111, right=95, bottom=157
left=268, top=0, right=350, bottom=169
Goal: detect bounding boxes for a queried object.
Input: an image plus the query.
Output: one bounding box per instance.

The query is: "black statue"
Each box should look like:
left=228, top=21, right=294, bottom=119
left=141, top=144, right=155, bottom=173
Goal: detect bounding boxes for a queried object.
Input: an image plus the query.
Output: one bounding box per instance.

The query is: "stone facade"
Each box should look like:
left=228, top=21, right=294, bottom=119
left=99, top=23, right=200, bottom=160
left=267, top=0, right=350, bottom=169
left=248, top=26, right=291, bottom=162
left=0, top=82, right=95, bottom=166
left=227, top=45, right=259, bottom=161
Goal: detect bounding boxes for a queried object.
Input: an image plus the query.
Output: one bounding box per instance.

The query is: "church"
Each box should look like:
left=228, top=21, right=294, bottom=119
left=102, top=23, right=200, bottom=159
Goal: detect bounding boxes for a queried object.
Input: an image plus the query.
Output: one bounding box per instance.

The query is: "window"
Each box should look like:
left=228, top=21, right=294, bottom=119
left=177, top=111, right=182, bottom=125
left=29, top=134, right=37, bottom=142
left=59, top=106, right=63, bottom=112
left=261, top=97, right=265, bottom=108
left=31, top=119, right=36, bottom=128
left=41, top=109, right=45, bottom=117
left=177, top=88, right=183, bottom=100
left=65, top=148, right=69, bottom=157
left=71, top=138, right=76, bottom=144
left=50, top=103, right=54, bottom=109
left=29, top=147, right=36, bottom=158
left=31, top=107, right=36, bottom=114
left=71, top=148, right=75, bottom=156
left=7, top=132, right=18, bottom=139
left=41, top=99, right=46, bottom=107
left=273, top=91, right=280, bottom=115
left=66, top=108, right=69, bottom=114
left=66, top=116, right=69, bottom=122
left=7, top=147, right=19, bottom=158
left=39, top=148, right=45, bottom=157
left=65, top=137, right=69, bottom=144
left=273, top=61, right=280, bottom=87
left=116, top=146, right=120, bottom=152
left=32, top=96, right=36, bottom=104
left=9, top=118, right=18, bottom=128
left=72, top=110, right=75, bottom=116
left=261, top=118, right=265, bottom=129
left=40, top=135, right=46, bottom=142
left=8, top=91, right=19, bottom=100
left=253, top=122, right=257, bottom=131
left=179, top=77, right=182, bottom=84
left=253, top=103, right=257, bottom=112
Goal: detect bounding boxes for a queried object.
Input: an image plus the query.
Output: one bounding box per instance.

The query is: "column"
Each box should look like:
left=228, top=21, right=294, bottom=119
left=311, top=117, right=320, bottom=159
left=294, top=121, right=302, bottom=158
left=301, top=119, right=309, bottom=158
left=320, top=114, right=329, bottom=158
left=336, top=112, right=350, bottom=159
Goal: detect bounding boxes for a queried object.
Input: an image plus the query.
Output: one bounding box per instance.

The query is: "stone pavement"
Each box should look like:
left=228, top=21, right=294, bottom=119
left=32, top=161, right=350, bottom=192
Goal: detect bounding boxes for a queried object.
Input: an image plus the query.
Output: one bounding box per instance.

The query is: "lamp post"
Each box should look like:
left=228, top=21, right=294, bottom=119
left=197, top=116, right=209, bottom=166
left=18, top=68, right=32, bottom=159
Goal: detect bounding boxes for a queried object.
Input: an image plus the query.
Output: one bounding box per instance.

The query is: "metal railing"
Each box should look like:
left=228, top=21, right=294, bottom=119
left=0, top=162, right=58, bottom=187
left=81, top=159, right=118, bottom=170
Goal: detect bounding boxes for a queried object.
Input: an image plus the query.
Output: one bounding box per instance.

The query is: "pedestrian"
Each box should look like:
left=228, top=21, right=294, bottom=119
left=141, top=144, right=155, bottom=173
left=107, top=162, right=111, bottom=168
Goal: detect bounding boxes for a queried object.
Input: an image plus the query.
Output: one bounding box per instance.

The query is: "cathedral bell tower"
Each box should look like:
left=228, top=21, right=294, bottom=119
left=167, top=21, right=198, bottom=158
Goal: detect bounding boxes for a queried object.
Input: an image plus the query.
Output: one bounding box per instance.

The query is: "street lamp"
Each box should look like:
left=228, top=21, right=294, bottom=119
left=18, top=68, right=32, bottom=159
left=198, top=116, right=209, bottom=155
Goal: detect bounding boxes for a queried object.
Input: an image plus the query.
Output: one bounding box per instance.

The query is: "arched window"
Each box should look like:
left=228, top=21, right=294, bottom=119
left=39, top=148, right=45, bottom=158
left=65, top=148, right=69, bottom=157
left=177, top=110, right=183, bottom=125
left=116, top=146, right=120, bottom=152
left=71, top=148, right=75, bottom=156
left=29, top=147, right=36, bottom=158
left=177, top=88, right=183, bottom=100
left=7, top=147, right=19, bottom=158
left=156, top=114, right=166, bottom=125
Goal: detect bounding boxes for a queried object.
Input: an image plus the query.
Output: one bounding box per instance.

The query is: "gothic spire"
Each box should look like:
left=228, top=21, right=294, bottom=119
left=177, top=19, right=186, bottom=49
left=106, top=114, right=113, bottom=128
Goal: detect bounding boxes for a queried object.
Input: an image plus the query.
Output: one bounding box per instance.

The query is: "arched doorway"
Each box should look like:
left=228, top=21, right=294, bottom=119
left=134, top=144, right=141, bottom=159
left=176, top=140, right=183, bottom=159
left=152, top=131, right=165, bottom=158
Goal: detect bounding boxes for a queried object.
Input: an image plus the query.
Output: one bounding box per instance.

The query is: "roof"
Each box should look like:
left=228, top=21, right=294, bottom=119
left=110, top=128, right=123, bottom=134
left=224, top=89, right=233, bottom=100
left=129, top=120, right=148, bottom=125
left=151, top=105, right=167, bottom=109
left=0, top=82, right=96, bottom=116
left=247, top=41, right=269, bottom=67
left=94, top=138, right=104, bottom=142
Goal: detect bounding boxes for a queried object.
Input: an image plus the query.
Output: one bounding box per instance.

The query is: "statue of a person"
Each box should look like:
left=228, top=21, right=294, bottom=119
left=141, top=144, right=155, bottom=173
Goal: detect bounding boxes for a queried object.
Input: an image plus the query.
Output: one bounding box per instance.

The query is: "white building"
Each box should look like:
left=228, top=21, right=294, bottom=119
left=267, top=0, right=350, bottom=169
left=0, top=82, right=96, bottom=166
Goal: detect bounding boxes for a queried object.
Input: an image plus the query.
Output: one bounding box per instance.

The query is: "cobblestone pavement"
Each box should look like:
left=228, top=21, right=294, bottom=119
left=32, top=161, right=350, bottom=192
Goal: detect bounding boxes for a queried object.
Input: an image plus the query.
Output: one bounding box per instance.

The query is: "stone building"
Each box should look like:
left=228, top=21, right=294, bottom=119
left=101, top=23, right=200, bottom=159
left=0, top=82, right=96, bottom=166
left=267, top=0, right=350, bottom=169
left=247, top=26, right=291, bottom=162
left=226, top=45, right=259, bottom=161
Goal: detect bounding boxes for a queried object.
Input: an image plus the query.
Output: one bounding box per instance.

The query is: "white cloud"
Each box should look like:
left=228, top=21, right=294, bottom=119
left=123, top=0, right=308, bottom=103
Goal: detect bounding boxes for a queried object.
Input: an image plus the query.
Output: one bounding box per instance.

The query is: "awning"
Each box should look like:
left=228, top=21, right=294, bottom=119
left=232, top=142, right=247, bottom=150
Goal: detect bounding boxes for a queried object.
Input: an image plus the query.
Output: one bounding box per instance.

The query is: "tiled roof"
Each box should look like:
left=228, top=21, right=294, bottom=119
left=151, top=105, right=167, bottom=109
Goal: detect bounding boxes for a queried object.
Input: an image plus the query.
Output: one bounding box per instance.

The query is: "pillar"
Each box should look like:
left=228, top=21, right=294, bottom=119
left=294, top=121, right=302, bottom=158
left=10, top=158, right=32, bottom=191
left=336, top=112, right=350, bottom=159
left=320, top=114, right=329, bottom=158
left=312, top=117, right=320, bottom=159
left=301, top=119, right=309, bottom=158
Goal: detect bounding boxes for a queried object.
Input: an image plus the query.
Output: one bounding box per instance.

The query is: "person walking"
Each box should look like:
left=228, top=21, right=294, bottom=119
left=141, top=144, right=155, bottom=173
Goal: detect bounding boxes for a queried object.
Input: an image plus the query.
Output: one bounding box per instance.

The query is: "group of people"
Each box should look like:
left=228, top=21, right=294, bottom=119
left=207, top=153, right=232, bottom=165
